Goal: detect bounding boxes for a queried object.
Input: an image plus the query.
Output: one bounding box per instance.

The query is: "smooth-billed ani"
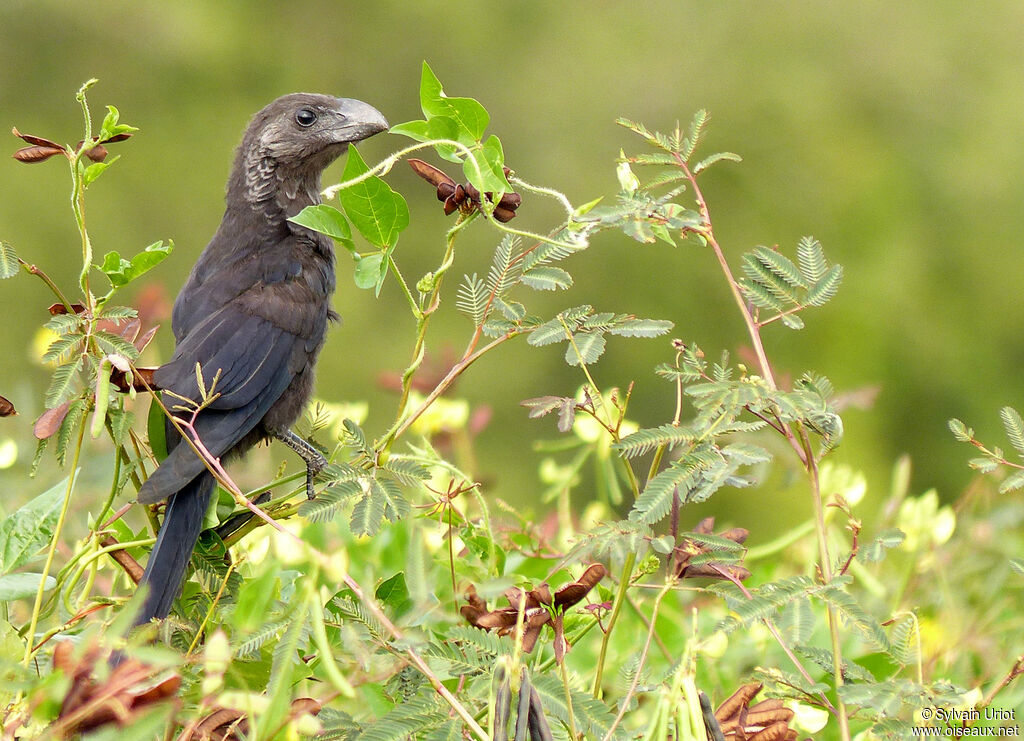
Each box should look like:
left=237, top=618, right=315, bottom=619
left=133, top=94, right=387, bottom=625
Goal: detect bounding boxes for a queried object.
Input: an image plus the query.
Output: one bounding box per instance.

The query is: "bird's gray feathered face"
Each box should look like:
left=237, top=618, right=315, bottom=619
left=234, top=93, right=388, bottom=212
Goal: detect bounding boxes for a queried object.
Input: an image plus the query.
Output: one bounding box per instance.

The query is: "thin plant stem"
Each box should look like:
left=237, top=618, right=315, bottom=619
left=605, top=579, right=673, bottom=740
left=591, top=551, right=636, bottom=698
left=680, top=156, right=851, bottom=740
left=22, top=417, right=87, bottom=667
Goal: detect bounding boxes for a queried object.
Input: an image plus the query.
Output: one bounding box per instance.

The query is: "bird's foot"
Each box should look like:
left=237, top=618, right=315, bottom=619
left=273, top=428, right=328, bottom=500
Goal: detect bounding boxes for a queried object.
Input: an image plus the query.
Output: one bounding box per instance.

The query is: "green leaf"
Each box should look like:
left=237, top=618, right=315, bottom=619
left=999, top=406, right=1024, bottom=457
left=615, top=423, right=694, bottom=458
left=464, top=134, right=510, bottom=195
left=351, top=488, right=385, bottom=537
left=521, top=266, right=573, bottom=291
left=388, top=119, right=430, bottom=141
left=299, top=481, right=361, bottom=523
left=820, top=581, right=891, bottom=651
left=419, top=61, right=489, bottom=145
left=289, top=204, right=354, bottom=251
left=0, top=241, right=20, bottom=279
left=0, top=573, right=57, bottom=601
left=42, top=334, right=84, bottom=364
left=98, top=240, right=172, bottom=288
left=337, top=146, right=409, bottom=249
left=94, top=330, right=140, bottom=361
left=693, top=151, right=742, bottom=174
left=858, top=528, right=906, bottom=563
left=456, top=273, right=488, bottom=326
left=46, top=356, right=82, bottom=407
left=532, top=674, right=628, bottom=740
left=948, top=418, right=973, bottom=442
left=44, top=313, right=82, bottom=335
left=353, top=251, right=387, bottom=293
left=999, top=468, right=1024, bottom=494
left=565, top=331, right=606, bottom=366
left=82, top=155, right=119, bottom=187
left=630, top=462, right=695, bottom=525
left=99, top=105, right=138, bottom=140
left=56, top=399, right=86, bottom=466
left=486, top=235, right=521, bottom=298
left=607, top=317, right=673, bottom=338
left=805, top=264, right=843, bottom=306
left=796, top=236, right=827, bottom=283
left=0, top=473, right=73, bottom=574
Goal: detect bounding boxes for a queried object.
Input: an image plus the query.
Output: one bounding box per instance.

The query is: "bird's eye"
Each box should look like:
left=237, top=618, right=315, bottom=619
left=295, top=108, right=318, bottom=127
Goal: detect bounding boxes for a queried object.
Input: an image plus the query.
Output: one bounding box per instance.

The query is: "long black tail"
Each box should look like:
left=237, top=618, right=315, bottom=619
left=134, top=471, right=216, bottom=625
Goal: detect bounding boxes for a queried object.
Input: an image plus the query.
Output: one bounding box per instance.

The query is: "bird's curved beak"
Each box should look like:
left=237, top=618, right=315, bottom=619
left=332, top=98, right=389, bottom=143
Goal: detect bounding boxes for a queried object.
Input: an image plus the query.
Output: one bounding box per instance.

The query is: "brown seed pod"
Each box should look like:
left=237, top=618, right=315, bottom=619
left=0, top=394, right=15, bottom=417
left=13, top=145, right=66, bottom=163
left=715, top=682, right=763, bottom=722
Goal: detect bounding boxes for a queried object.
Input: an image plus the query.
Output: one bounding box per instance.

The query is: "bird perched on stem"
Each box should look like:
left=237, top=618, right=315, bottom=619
left=133, top=94, right=388, bottom=625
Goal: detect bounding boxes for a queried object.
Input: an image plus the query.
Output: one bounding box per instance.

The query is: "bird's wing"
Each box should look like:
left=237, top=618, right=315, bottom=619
left=139, top=268, right=323, bottom=504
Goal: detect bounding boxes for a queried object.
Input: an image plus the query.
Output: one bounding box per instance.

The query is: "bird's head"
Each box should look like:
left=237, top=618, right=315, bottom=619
left=231, top=93, right=388, bottom=213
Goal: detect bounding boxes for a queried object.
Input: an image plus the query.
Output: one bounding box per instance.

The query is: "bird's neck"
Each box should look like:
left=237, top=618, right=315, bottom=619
left=226, top=161, right=324, bottom=228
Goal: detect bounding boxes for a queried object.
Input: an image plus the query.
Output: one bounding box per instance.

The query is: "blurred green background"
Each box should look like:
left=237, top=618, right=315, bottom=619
left=2, top=1, right=1023, bottom=535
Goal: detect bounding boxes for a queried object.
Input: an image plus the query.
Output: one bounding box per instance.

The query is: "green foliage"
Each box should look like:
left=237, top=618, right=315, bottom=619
left=738, top=239, right=843, bottom=329
left=2, top=75, right=1018, bottom=741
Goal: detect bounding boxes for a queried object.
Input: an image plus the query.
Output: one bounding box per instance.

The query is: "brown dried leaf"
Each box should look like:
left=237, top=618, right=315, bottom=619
left=720, top=527, right=750, bottom=544
left=34, top=400, right=72, bottom=439
left=0, top=394, right=16, bottom=417
left=694, top=516, right=716, bottom=534
left=133, top=324, right=160, bottom=353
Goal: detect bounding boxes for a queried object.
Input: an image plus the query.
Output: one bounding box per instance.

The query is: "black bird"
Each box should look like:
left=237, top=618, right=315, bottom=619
left=133, top=94, right=388, bottom=625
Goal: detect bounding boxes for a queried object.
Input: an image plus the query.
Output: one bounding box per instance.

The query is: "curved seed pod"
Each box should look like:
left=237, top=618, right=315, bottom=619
left=513, top=671, right=532, bottom=741
left=408, top=158, right=455, bottom=188
left=0, top=394, right=16, bottom=417
left=527, top=686, right=554, bottom=741
left=715, top=682, right=763, bottom=722
left=436, top=181, right=456, bottom=201
left=493, top=665, right=511, bottom=741
left=700, top=691, right=728, bottom=741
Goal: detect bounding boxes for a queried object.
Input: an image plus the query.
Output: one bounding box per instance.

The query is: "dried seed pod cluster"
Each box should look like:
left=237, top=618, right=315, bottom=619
left=408, top=158, right=522, bottom=222
left=50, top=640, right=180, bottom=735
left=461, top=564, right=605, bottom=662
left=712, top=682, right=803, bottom=741
left=12, top=126, right=131, bottom=164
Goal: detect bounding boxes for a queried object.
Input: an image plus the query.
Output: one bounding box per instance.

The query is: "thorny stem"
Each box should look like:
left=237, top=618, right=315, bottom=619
left=681, top=156, right=850, bottom=740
